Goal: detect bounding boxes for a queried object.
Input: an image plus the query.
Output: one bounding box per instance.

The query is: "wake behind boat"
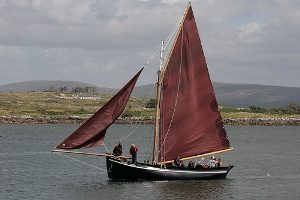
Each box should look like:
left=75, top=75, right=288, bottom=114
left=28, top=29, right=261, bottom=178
left=53, top=2, right=234, bottom=181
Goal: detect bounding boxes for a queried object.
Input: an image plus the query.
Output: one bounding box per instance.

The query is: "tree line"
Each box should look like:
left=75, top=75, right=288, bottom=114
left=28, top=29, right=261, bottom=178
left=248, top=104, right=300, bottom=115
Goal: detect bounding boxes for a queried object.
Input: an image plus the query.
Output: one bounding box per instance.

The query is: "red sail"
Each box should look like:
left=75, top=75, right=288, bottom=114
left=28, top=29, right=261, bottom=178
left=56, top=68, right=143, bottom=149
left=159, top=5, right=230, bottom=162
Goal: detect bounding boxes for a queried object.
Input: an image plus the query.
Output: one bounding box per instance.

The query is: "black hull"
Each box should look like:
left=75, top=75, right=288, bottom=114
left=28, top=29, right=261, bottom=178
left=106, top=157, right=233, bottom=181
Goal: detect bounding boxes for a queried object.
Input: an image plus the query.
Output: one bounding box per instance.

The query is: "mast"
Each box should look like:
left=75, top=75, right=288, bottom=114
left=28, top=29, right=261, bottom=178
left=152, top=40, right=164, bottom=163
left=159, top=40, right=164, bottom=71
left=152, top=3, right=190, bottom=163
left=152, top=4, right=190, bottom=163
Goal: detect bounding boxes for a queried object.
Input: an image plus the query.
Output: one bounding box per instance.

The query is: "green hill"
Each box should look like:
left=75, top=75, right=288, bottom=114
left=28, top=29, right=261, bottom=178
left=0, top=92, right=298, bottom=120
left=1, top=80, right=300, bottom=107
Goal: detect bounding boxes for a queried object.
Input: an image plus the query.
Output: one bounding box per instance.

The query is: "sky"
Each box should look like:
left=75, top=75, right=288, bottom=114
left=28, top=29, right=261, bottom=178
left=0, top=0, right=299, bottom=88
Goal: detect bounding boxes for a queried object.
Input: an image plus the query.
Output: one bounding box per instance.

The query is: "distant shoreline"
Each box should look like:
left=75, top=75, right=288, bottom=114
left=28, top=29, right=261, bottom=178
left=0, top=117, right=299, bottom=126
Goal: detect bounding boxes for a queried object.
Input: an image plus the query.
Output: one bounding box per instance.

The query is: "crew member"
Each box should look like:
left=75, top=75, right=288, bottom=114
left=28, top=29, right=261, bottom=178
left=129, top=144, right=138, bottom=164
left=112, top=141, right=122, bottom=156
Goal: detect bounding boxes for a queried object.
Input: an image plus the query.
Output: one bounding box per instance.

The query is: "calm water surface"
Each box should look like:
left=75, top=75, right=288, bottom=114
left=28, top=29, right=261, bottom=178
left=0, top=124, right=299, bottom=200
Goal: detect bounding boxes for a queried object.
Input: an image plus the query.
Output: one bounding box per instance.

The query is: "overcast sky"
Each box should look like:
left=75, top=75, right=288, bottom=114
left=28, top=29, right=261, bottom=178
left=0, top=0, right=299, bottom=88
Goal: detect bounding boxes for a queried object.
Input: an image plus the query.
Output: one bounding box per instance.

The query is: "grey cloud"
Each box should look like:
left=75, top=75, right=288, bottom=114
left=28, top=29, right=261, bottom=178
left=0, top=0, right=299, bottom=88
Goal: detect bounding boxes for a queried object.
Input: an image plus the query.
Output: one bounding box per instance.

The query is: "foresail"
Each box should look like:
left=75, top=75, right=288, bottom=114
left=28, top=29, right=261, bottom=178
left=56, top=68, right=143, bottom=149
left=158, top=5, right=230, bottom=162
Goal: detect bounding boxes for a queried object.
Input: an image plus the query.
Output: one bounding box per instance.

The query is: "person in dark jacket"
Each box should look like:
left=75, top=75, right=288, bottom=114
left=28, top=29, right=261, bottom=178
left=174, top=156, right=181, bottom=167
left=188, top=160, right=195, bottom=168
left=112, top=141, right=122, bottom=156
left=129, top=144, right=138, bottom=164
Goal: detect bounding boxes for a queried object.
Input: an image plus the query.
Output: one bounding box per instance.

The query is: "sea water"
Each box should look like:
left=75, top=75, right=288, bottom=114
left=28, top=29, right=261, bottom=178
left=0, top=124, right=299, bottom=200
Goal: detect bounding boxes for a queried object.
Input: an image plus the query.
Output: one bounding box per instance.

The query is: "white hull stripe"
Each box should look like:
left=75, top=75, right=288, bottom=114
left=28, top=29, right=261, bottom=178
left=109, top=159, right=228, bottom=174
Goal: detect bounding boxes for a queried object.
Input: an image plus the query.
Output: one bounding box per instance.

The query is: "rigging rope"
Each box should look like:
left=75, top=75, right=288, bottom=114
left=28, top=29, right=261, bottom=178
left=117, top=12, right=184, bottom=162
left=103, top=143, right=109, bottom=153
left=119, top=124, right=141, bottom=142
left=118, top=80, right=156, bottom=144
left=143, top=12, right=183, bottom=68
left=57, top=153, right=107, bottom=172
left=164, top=16, right=182, bottom=49
left=145, top=48, right=160, bottom=66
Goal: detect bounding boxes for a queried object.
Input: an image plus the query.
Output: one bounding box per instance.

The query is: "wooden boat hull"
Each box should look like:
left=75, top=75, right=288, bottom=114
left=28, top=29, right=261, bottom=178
left=106, top=157, right=233, bottom=181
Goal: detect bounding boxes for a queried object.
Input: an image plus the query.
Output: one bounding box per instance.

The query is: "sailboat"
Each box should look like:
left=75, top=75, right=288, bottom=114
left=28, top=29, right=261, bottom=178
left=53, top=3, right=234, bottom=180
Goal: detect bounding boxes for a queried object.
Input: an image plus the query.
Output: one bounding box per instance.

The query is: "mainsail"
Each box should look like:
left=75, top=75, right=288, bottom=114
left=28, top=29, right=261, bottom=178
left=158, top=5, right=230, bottom=162
left=56, top=68, right=143, bottom=149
